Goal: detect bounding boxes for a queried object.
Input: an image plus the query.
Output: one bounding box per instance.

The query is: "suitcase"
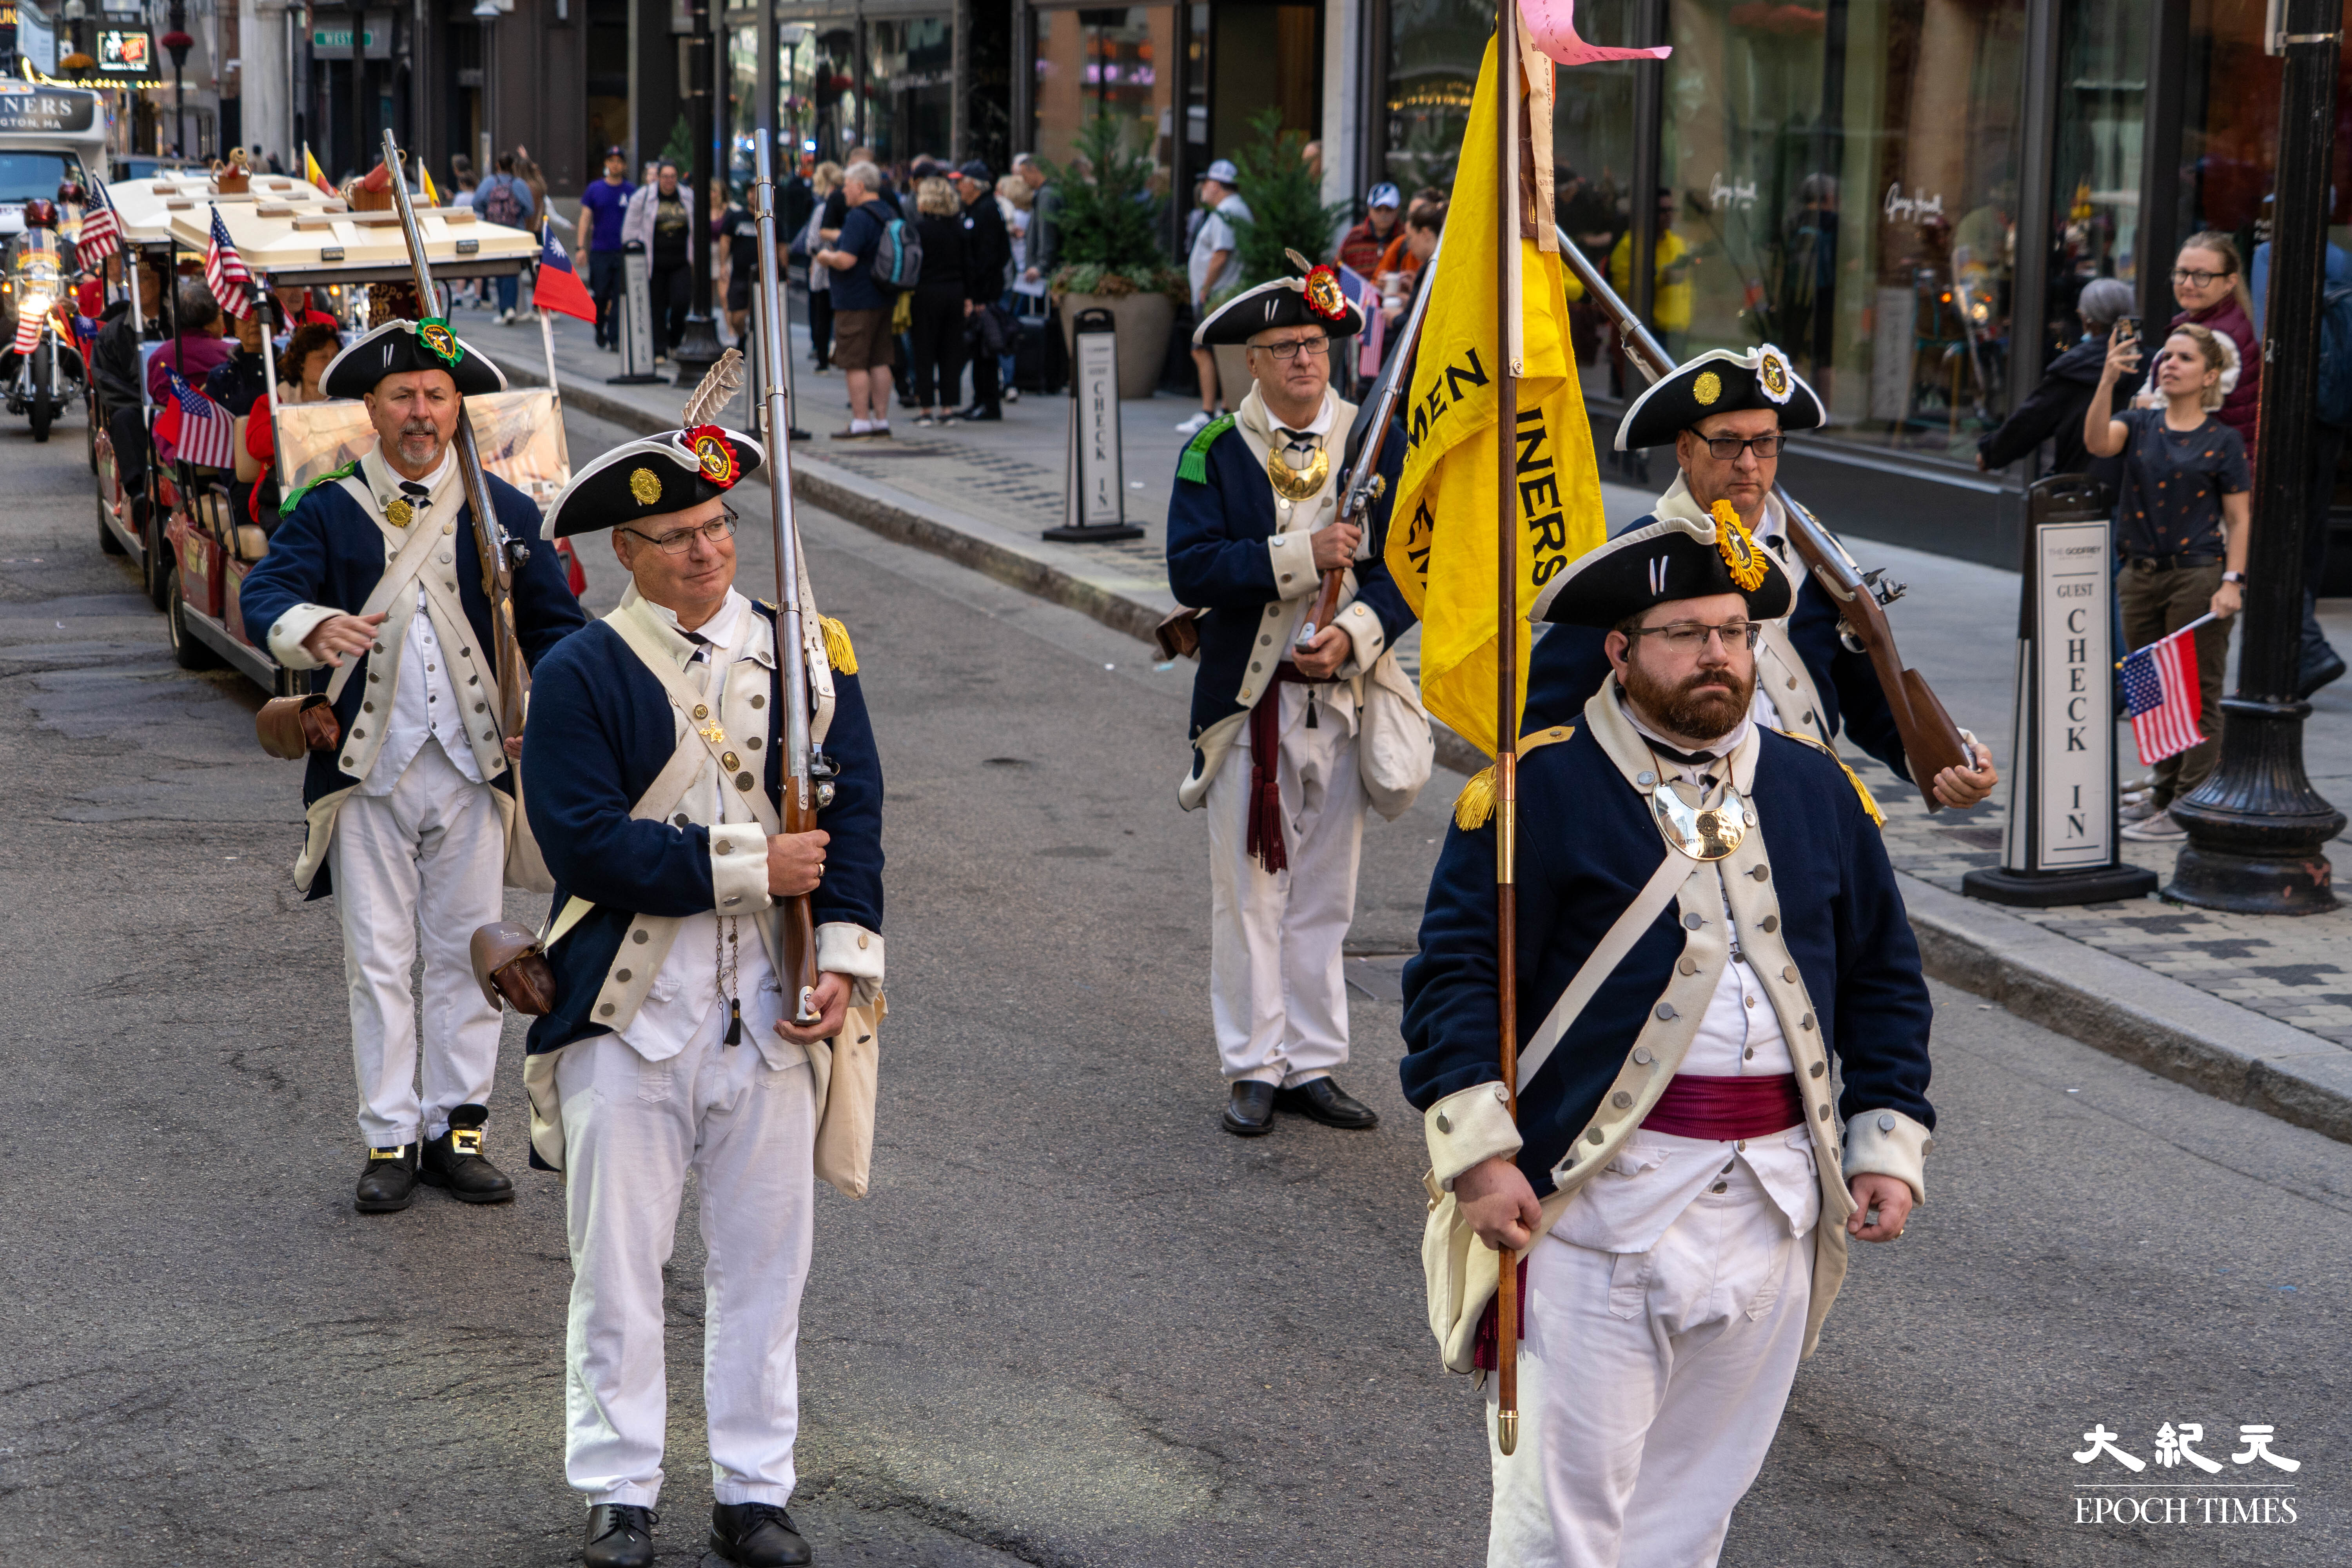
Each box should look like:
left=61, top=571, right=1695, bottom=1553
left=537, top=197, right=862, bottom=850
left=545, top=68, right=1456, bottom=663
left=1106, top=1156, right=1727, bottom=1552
left=1012, top=312, right=1067, bottom=396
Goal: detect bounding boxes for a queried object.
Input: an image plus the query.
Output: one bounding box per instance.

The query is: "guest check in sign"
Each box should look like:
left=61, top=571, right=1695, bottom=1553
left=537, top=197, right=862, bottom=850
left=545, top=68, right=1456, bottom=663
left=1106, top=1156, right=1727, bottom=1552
left=1964, top=475, right=2156, bottom=907
left=1046, top=307, right=1143, bottom=543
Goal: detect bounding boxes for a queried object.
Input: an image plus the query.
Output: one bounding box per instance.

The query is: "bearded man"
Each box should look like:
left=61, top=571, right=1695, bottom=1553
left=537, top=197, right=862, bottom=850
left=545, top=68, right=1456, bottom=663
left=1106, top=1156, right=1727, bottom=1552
left=239, top=317, right=587, bottom=1213
left=1400, top=503, right=1935, bottom=1567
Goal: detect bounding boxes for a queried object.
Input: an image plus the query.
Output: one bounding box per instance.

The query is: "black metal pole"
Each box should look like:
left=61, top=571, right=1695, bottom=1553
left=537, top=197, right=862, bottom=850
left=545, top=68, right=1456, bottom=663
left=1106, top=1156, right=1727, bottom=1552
left=354, top=10, right=368, bottom=183
left=671, top=0, right=725, bottom=381
left=2167, top=0, right=2347, bottom=914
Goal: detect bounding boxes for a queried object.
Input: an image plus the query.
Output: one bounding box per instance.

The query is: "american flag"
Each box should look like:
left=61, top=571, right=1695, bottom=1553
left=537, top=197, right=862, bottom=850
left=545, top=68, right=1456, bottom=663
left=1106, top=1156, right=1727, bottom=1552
left=76, top=189, right=121, bottom=263
left=154, top=368, right=236, bottom=469
left=2120, top=621, right=2209, bottom=764
left=204, top=208, right=255, bottom=321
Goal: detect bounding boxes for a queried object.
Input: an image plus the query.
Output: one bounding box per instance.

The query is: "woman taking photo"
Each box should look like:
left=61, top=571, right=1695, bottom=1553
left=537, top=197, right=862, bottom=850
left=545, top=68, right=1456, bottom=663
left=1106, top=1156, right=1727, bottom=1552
left=2085, top=320, right=2250, bottom=843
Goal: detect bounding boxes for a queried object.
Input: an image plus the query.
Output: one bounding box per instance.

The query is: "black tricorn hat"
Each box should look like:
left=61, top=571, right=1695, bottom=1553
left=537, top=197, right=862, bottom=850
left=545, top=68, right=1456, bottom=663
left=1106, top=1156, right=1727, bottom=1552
left=1528, top=506, right=1794, bottom=628
left=1615, top=343, right=1825, bottom=450
left=539, top=424, right=767, bottom=540
left=320, top=316, right=507, bottom=399
left=1194, top=263, right=1367, bottom=346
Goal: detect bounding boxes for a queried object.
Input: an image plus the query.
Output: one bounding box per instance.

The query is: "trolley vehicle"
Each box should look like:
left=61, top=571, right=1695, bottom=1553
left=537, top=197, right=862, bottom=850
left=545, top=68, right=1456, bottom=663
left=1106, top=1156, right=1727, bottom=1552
left=138, top=189, right=556, bottom=686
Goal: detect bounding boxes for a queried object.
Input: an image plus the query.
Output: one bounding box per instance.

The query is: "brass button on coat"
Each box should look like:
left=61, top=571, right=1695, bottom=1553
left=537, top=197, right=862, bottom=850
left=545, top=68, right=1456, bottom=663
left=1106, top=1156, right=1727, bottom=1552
left=721, top=751, right=741, bottom=771
left=631, top=929, right=650, bottom=944
left=1611, top=1091, right=1632, bottom=1109
left=1434, top=1111, right=1451, bottom=1133
left=1760, top=915, right=1779, bottom=933
left=1655, top=1003, right=1677, bottom=1021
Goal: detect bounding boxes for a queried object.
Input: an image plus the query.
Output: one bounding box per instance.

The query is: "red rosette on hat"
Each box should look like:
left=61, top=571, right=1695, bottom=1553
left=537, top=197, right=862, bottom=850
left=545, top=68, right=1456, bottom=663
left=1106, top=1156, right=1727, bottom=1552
left=1302, top=265, right=1348, bottom=323
left=685, top=424, right=740, bottom=488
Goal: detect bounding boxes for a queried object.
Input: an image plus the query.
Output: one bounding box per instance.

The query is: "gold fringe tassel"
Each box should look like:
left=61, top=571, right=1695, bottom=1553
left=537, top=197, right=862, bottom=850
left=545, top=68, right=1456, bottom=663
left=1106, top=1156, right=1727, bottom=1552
left=1454, top=765, right=1498, bottom=831
left=820, top=615, right=857, bottom=674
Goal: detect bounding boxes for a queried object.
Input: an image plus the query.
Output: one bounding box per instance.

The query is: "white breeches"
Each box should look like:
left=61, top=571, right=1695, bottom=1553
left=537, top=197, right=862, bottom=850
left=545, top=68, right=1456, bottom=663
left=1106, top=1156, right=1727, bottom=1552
left=1203, top=684, right=1366, bottom=1085
left=328, top=742, right=506, bottom=1147
left=555, top=1015, right=820, bottom=1508
left=1488, top=1159, right=1815, bottom=1568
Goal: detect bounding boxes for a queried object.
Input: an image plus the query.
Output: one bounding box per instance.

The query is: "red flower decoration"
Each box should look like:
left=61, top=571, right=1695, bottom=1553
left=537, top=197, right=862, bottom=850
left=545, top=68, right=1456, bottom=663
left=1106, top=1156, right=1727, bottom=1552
left=686, top=425, right=739, bottom=488
left=1302, top=265, right=1348, bottom=322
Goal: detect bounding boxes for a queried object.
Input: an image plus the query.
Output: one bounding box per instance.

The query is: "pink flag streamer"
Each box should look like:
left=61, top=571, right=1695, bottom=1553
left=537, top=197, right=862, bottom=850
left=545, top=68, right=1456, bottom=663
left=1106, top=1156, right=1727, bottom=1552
left=1521, top=0, right=1671, bottom=66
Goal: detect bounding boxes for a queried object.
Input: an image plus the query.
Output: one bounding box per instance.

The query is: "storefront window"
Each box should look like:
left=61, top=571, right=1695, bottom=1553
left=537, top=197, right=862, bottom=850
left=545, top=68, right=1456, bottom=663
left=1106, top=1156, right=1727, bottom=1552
left=726, top=16, right=760, bottom=194
left=1653, top=0, right=2025, bottom=460
left=866, top=17, right=955, bottom=165
left=1383, top=0, right=1487, bottom=192
left=1032, top=5, right=1177, bottom=197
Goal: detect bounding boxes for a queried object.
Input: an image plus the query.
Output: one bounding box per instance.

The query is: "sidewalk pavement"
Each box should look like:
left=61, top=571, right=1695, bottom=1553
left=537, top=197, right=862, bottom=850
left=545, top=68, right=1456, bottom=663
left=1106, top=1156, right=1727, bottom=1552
left=480, top=303, right=2352, bottom=1144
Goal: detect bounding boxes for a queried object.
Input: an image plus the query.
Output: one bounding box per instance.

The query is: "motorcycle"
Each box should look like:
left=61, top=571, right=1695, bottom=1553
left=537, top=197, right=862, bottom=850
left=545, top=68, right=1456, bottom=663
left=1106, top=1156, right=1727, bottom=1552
left=0, top=234, right=82, bottom=443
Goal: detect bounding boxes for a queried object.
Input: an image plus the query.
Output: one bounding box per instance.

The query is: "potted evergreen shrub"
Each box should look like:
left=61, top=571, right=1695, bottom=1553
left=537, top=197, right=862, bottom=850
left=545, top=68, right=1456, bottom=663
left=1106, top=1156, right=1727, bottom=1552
left=1041, top=116, right=1185, bottom=400
left=1213, top=109, right=1354, bottom=405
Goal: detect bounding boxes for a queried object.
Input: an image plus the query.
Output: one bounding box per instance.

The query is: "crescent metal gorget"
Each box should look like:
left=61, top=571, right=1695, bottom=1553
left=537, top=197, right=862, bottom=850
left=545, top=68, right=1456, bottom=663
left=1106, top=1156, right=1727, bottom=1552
left=1646, top=773, right=1756, bottom=861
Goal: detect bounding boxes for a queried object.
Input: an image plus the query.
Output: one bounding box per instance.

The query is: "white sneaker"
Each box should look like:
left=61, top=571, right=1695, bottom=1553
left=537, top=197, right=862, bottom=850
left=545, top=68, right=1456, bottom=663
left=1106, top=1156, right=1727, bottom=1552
left=1175, top=410, right=1213, bottom=436
left=2121, top=809, right=2189, bottom=842
left=1005, top=387, right=1019, bottom=403
left=2120, top=795, right=2161, bottom=822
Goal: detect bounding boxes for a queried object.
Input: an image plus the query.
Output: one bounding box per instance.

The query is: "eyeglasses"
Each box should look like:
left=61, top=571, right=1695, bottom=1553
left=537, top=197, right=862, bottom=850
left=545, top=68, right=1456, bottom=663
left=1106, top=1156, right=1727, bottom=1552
left=1626, top=619, right=1762, bottom=651
left=2171, top=267, right=2235, bottom=287
left=1696, top=433, right=1783, bottom=461
left=1249, top=337, right=1330, bottom=362
left=622, top=506, right=740, bottom=555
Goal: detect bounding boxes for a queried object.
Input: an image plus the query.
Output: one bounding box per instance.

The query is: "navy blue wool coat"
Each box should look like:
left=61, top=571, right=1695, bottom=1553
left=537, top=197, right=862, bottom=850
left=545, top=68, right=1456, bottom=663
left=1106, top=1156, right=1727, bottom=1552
left=1165, top=419, right=1416, bottom=746
left=237, top=467, right=589, bottom=899
left=1520, top=538, right=1908, bottom=780
left=519, top=604, right=884, bottom=1061
left=1400, top=722, right=1933, bottom=1195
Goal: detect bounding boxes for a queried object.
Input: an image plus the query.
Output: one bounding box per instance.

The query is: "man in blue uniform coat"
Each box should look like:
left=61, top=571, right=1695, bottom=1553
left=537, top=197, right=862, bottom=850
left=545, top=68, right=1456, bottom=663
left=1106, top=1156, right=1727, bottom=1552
left=239, top=316, right=586, bottom=1214
left=1166, top=265, right=1421, bottom=1136
left=518, top=412, right=884, bottom=1568
left=1521, top=343, right=1998, bottom=810
left=1401, top=501, right=1935, bottom=1567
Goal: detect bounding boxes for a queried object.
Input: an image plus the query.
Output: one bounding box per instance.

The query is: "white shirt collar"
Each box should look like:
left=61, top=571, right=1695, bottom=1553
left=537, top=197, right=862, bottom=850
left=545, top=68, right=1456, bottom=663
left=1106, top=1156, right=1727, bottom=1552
left=643, top=587, right=749, bottom=652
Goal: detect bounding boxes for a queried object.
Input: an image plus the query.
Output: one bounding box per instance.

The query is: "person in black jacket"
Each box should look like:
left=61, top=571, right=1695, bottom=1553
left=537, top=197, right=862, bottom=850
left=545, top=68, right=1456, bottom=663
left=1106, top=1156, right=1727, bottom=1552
left=955, top=160, right=1011, bottom=421
left=907, top=175, right=970, bottom=425
left=1976, top=277, right=2142, bottom=485
left=91, top=255, right=169, bottom=503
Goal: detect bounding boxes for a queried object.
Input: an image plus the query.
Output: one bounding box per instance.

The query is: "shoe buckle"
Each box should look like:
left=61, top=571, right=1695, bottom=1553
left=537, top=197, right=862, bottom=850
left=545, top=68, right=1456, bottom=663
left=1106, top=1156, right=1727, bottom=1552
left=450, top=1129, right=483, bottom=1157
left=368, top=1145, right=409, bottom=1161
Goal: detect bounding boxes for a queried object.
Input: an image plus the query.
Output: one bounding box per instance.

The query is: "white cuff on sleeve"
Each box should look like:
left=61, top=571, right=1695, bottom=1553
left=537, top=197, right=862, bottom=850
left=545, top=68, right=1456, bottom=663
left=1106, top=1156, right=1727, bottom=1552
left=1425, top=1081, right=1523, bottom=1192
left=1842, top=1107, right=1933, bottom=1207
left=266, top=603, right=339, bottom=670
left=1336, top=597, right=1387, bottom=677
left=708, top=824, right=773, bottom=915
left=1267, top=530, right=1319, bottom=600
left=816, top=921, right=885, bottom=996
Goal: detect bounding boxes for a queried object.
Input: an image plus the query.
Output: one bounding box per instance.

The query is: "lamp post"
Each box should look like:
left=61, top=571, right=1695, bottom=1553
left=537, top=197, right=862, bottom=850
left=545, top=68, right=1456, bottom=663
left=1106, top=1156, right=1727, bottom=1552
left=162, top=4, right=192, bottom=158
left=670, top=0, right=725, bottom=381
left=2167, top=0, right=2348, bottom=913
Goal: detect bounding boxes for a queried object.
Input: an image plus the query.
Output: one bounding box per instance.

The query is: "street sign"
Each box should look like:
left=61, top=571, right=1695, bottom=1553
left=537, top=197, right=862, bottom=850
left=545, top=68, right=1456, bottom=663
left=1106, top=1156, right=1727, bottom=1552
left=1963, top=475, right=2156, bottom=906
left=310, top=25, right=391, bottom=59
left=608, top=243, right=660, bottom=385
left=1044, top=307, right=1141, bottom=543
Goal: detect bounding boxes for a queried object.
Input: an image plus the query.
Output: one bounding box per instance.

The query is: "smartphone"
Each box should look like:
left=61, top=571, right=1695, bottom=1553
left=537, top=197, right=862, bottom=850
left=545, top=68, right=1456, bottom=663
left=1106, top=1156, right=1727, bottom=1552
left=2114, top=315, right=2141, bottom=344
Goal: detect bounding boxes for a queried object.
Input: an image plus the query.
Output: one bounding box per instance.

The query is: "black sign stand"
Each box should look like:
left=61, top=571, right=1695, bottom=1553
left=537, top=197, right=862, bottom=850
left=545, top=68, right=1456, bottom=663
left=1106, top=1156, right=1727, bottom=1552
left=1044, top=307, right=1143, bottom=543
left=1964, top=475, right=2157, bottom=907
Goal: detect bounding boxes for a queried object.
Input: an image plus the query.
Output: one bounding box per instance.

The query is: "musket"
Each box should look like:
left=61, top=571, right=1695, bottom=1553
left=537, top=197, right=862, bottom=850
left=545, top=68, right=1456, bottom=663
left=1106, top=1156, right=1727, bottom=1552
left=382, top=130, right=530, bottom=753
left=1294, top=235, right=1444, bottom=652
left=751, top=127, right=824, bottom=1027
left=1553, top=229, right=1973, bottom=806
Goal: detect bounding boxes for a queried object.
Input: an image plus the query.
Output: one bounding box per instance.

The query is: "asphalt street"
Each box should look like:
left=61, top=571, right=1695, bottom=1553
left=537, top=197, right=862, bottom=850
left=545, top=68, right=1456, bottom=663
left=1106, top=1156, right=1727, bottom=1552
left=0, top=396, right=2345, bottom=1567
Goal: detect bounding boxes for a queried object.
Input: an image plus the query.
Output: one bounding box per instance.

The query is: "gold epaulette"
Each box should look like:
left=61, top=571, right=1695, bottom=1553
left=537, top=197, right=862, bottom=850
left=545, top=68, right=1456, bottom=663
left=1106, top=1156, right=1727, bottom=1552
left=1454, top=725, right=1577, bottom=830
left=820, top=615, right=857, bottom=674
left=1775, top=729, right=1886, bottom=828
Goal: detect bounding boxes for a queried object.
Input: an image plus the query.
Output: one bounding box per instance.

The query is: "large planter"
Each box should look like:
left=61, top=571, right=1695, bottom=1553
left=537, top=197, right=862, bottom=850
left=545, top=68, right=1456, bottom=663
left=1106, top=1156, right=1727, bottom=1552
left=1058, top=289, right=1176, bottom=401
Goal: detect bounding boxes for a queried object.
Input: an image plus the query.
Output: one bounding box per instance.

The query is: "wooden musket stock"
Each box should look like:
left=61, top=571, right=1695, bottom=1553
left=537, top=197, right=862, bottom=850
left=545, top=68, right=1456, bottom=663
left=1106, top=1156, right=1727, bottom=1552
left=1551, top=232, right=1972, bottom=807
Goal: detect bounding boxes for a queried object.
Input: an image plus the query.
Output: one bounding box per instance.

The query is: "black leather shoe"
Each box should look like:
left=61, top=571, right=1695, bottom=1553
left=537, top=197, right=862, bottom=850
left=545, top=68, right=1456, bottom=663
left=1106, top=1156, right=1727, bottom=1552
left=2298, top=649, right=2346, bottom=700
left=583, top=1504, right=656, bottom=1568
left=417, top=1104, right=515, bottom=1204
left=710, top=1502, right=812, bottom=1566
left=354, top=1144, right=419, bottom=1213
left=1222, top=1080, right=1277, bottom=1137
left=959, top=404, right=1002, bottom=421
left=1276, top=1076, right=1380, bottom=1130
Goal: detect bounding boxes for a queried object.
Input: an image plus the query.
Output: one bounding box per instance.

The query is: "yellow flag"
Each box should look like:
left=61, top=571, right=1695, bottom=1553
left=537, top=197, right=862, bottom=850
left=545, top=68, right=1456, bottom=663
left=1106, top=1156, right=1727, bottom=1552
left=1384, top=36, right=1607, bottom=758
left=419, top=162, right=441, bottom=207
left=303, top=144, right=336, bottom=197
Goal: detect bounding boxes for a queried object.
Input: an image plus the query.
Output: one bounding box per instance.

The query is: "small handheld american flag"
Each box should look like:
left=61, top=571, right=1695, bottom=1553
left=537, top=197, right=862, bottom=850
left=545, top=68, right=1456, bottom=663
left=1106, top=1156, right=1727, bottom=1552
left=2120, top=615, right=2216, bottom=765
left=155, top=368, right=237, bottom=469
left=205, top=208, right=255, bottom=321
left=76, top=187, right=121, bottom=263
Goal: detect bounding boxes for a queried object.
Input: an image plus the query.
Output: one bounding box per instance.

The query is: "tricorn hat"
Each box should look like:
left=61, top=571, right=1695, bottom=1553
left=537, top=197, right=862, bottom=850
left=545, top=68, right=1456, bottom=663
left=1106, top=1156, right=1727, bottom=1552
left=1528, top=503, right=1794, bottom=628
left=1614, top=343, right=1824, bottom=450
left=1194, top=254, right=1366, bottom=346
left=320, top=316, right=507, bottom=399
left=541, top=347, right=764, bottom=539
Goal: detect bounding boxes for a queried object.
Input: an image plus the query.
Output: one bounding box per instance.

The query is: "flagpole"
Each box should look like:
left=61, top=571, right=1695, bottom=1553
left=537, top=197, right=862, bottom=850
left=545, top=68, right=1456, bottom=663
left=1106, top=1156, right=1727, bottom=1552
left=1492, top=0, right=1524, bottom=1461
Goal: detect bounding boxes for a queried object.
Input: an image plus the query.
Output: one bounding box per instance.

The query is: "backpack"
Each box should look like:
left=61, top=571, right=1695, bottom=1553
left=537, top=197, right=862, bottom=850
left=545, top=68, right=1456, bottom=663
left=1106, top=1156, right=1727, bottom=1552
left=478, top=176, right=526, bottom=229
left=869, top=213, right=922, bottom=292
left=2318, top=283, right=2352, bottom=428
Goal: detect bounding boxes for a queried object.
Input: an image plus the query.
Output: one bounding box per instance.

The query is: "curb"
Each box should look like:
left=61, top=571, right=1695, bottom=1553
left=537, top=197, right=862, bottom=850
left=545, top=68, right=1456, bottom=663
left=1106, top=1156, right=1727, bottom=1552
left=534, top=363, right=2352, bottom=1147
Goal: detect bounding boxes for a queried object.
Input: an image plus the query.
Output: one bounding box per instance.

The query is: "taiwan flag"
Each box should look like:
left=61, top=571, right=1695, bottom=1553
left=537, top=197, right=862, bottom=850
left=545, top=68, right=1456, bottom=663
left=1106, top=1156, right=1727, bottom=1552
left=533, top=231, right=597, bottom=323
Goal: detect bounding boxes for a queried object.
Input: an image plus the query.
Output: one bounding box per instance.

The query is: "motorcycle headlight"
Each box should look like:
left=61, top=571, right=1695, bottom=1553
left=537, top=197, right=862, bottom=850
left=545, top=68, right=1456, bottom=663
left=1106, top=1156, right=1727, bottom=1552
left=20, top=292, right=53, bottom=318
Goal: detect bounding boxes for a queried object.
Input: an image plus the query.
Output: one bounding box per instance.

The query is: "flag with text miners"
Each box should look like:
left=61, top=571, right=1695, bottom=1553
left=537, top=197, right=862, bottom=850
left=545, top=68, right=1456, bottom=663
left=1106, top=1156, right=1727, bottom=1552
left=1381, top=34, right=1607, bottom=757
left=205, top=209, right=255, bottom=321
left=533, top=231, right=597, bottom=323
left=154, top=369, right=236, bottom=469
left=2121, top=623, right=2207, bottom=765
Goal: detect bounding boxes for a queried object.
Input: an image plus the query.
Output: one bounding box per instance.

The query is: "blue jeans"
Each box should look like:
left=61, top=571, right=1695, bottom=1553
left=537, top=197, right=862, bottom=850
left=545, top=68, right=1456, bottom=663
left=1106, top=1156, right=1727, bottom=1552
left=496, top=274, right=519, bottom=315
